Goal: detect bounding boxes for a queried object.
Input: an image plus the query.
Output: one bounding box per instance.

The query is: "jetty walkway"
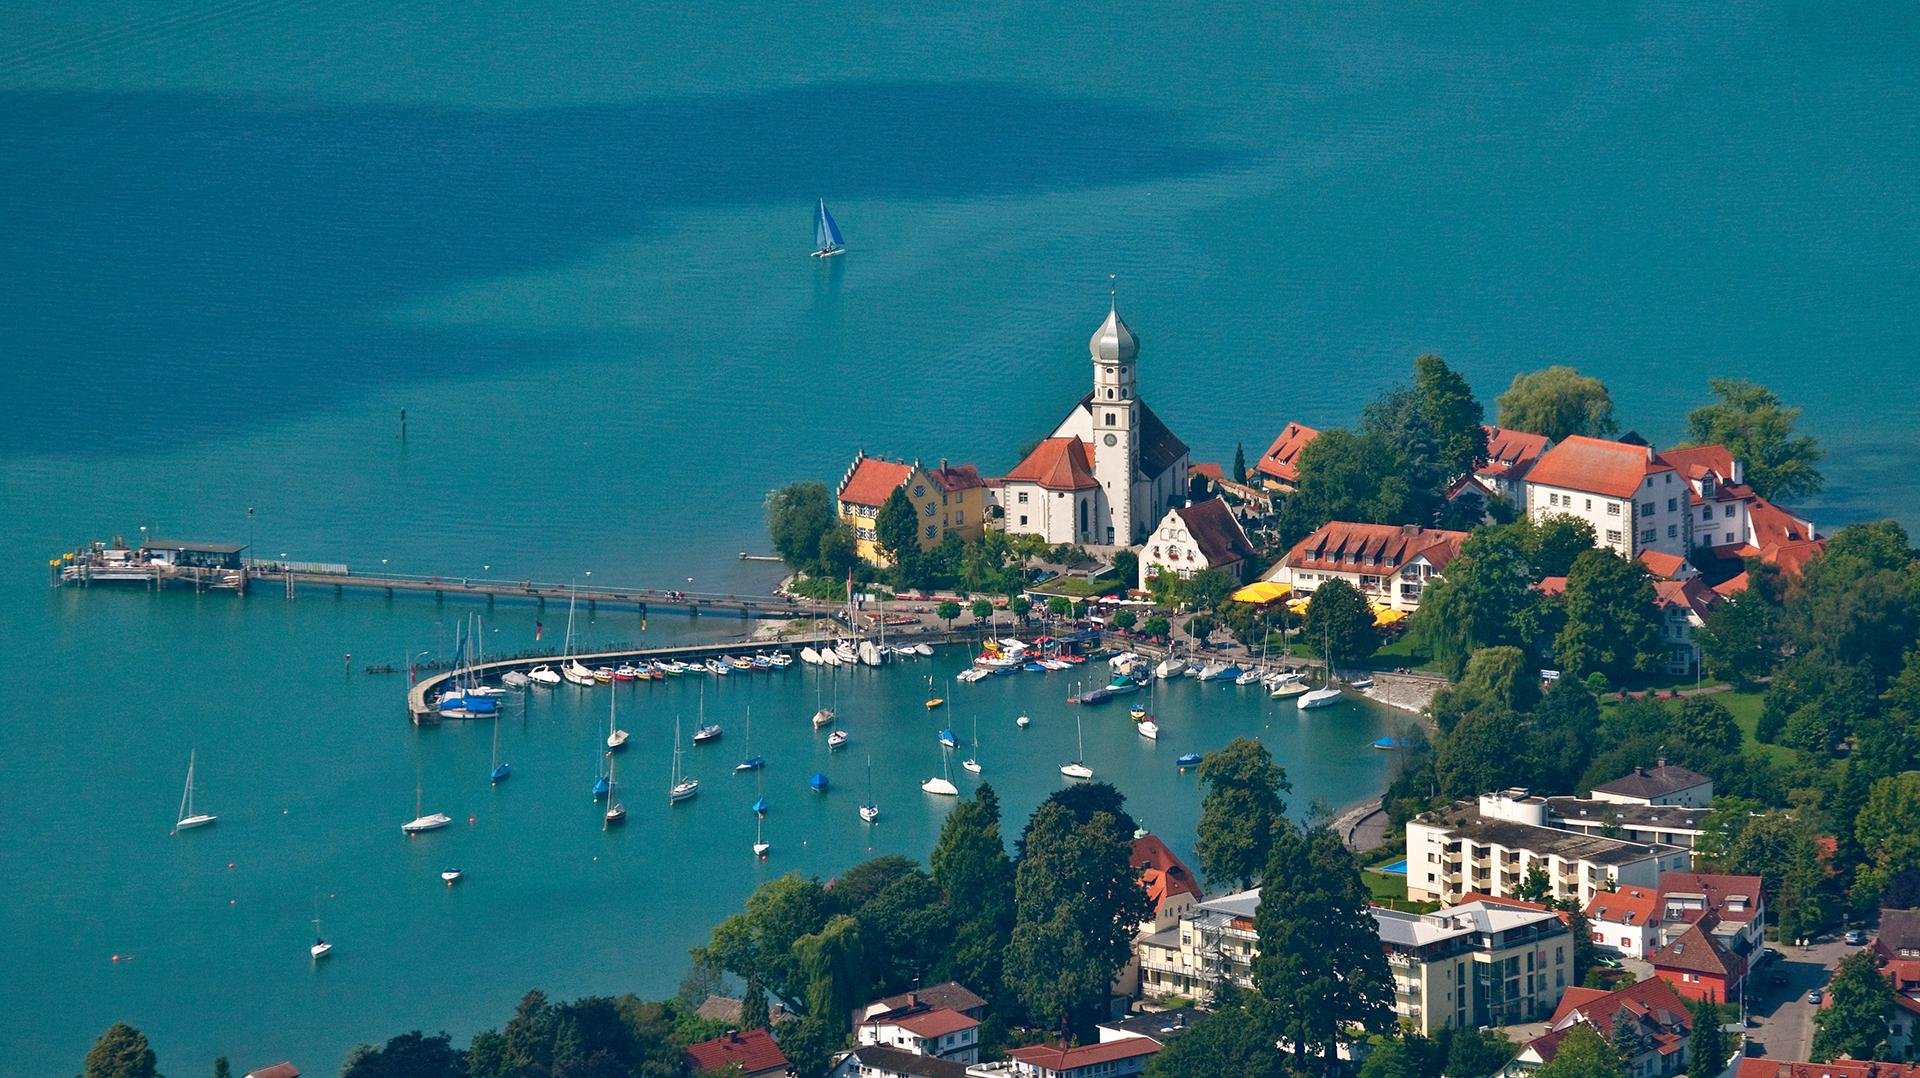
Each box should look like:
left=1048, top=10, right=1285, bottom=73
left=249, top=567, right=844, bottom=620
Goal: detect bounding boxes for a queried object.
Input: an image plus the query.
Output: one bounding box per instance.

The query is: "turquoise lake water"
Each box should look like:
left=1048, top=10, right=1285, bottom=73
left=2, top=3, right=1915, bottom=1072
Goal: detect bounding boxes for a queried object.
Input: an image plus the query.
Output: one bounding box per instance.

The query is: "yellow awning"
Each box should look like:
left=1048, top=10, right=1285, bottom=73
left=1231, top=581, right=1292, bottom=605
left=1286, top=597, right=1312, bottom=615
left=1373, top=607, right=1408, bottom=627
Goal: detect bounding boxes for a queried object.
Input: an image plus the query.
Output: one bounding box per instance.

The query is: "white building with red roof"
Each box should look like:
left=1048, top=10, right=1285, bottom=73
left=1584, top=885, right=1662, bottom=959
left=856, top=996, right=982, bottom=1064
left=1478, top=425, right=1553, bottom=503
left=1137, top=497, right=1258, bottom=589
left=1253, top=421, right=1320, bottom=492
left=1262, top=522, right=1468, bottom=613
left=996, top=299, right=1189, bottom=547
left=1510, top=976, right=1695, bottom=1076
left=1000, top=1036, right=1161, bottom=1078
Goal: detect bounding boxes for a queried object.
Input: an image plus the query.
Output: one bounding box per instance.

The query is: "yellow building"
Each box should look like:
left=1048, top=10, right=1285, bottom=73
left=836, top=453, right=986, bottom=567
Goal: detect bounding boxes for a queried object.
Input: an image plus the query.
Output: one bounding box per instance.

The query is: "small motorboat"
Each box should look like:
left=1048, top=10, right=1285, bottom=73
left=913, top=643, right=934, bottom=657
left=827, top=730, right=849, bottom=750
left=501, top=670, right=531, bottom=688
left=770, top=651, right=794, bottom=667
left=441, top=868, right=463, bottom=885
left=731, top=656, right=755, bottom=671
left=607, top=728, right=630, bottom=750
left=1349, top=676, right=1376, bottom=690
left=592, top=666, right=615, bottom=683
left=833, top=642, right=857, bottom=663
left=527, top=664, right=560, bottom=686
left=750, top=654, right=773, bottom=670
left=613, top=665, right=639, bottom=681
left=692, top=724, right=722, bottom=744
left=311, top=935, right=332, bottom=961
left=1154, top=656, right=1187, bottom=680
left=925, top=696, right=945, bottom=710
left=1177, top=753, right=1202, bottom=769
left=809, top=772, right=829, bottom=794
left=707, top=659, right=729, bottom=676
left=1129, top=705, right=1147, bottom=722
left=1023, top=662, right=1047, bottom=673
left=860, top=801, right=881, bottom=822
left=1270, top=674, right=1309, bottom=698
left=1372, top=736, right=1406, bottom=750
left=1016, top=715, right=1031, bottom=728
left=1236, top=668, right=1263, bottom=686
left=1138, top=720, right=1159, bottom=741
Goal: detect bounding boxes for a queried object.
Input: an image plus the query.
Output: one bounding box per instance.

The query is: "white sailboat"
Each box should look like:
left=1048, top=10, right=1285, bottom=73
left=606, top=687, right=629, bottom=750
left=526, top=663, right=561, bottom=686
left=921, top=745, right=959, bottom=796
left=860, top=757, right=880, bottom=822
left=402, top=782, right=453, bottom=834
left=173, top=750, right=217, bottom=833
left=561, top=591, right=595, bottom=686
left=962, top=707, right=981, bottom=775
left=1298, top=624, right=1344, bottom=710
left=310, top=914, right=332, bottom=960
left=603, top=754, right=626, bottom=828
left=810, top=198, right=845, bottom=258
left=1138, top=720, right=1159, bottom=741
left=753, top=815, right=770, bottom=858
left=812, top=667, right=836, bottom=729
left=669, top=717, right=699, bottom=804
left=1061, top=714, right=1093, bottom=780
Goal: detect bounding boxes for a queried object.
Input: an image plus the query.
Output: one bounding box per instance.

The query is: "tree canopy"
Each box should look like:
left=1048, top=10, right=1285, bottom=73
left=766, top=481, right=839, bottom=575
left=1495, top=366, right=1619, bottom=442
left=343, top=1031, right=468, bottom=1078
left=1683, top=378, right=1824, bottom=501
left=1554, top=549, right=1664, bottom=680
left=1195, top=737, right=1293, bottom=889
left=1536, top=1023, right=1628, bottom=1078
left=83, top=1023, right=158, bottom=1078
left=1813, top=951, right=1895, bottom=1062
left=1304, top=578, right=1379, bottom=664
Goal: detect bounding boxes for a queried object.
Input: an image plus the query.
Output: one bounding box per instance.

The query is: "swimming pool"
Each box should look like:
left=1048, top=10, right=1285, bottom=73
left=1380, top=858, right=1408, bottom=875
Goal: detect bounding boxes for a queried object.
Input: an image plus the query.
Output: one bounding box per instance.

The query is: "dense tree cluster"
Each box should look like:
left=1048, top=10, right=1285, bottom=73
left=1495, top=366, right=1619, bottom=443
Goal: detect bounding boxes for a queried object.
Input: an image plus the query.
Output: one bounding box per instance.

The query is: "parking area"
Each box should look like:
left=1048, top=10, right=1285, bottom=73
left=1742, top=938, right=1858, bottom=1060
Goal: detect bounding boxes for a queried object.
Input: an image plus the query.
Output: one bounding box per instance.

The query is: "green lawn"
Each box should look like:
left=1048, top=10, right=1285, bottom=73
left=1363, top=868, right=1440, bottom=913
left=1027, top=575, right=1126, bottom=599
left=1596, top=688, right=1796, bottom=765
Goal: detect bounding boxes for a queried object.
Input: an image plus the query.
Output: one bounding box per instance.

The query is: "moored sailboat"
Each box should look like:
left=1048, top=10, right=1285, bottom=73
left=173, top=750, right=217, bottom=833
left=669, top=718, right=699, bottom=804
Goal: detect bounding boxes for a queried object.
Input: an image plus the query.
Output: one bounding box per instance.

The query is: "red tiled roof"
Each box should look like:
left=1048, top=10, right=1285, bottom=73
left=928, top=462, right=984, bottom=493
left=1255, top=422, right=1320, bottom=484
left=1638, top=550, right=1690, bottom=579
left=840, top=456, right=915, bottom=508
left=1657, top=445, right=1737, bottom=482
left=1651, top=922, right=1745, bottom=978
left=1737, top=1060, right=1920, bottom=1078
left=1010, top=1038, right=1161, bottom=1072
left=1526, top=435, right=1668, bottom=499
left=1652, top=577, right=1719, bottom=620
left=1538, top=576, right=1568, bottom=597
left=1713, top=572, right=1750, bottom=598
left=883, top=1007, right=979, bottom=1038
left=1586, top=886, right=1660, bottom=927
left=1284, top=522, right=1468, bottom=577
left=684, top=1028, right=788, bottom=1074
left=1661, top=872, right=1764, bottom=924
left=1132, top=834, right=1202, bottom=913
left=1171, top=497, right=1257, bottom=569
left=1479, top=425, right=1551, bottom=480
left=1005, top=438, right=1099, bottom=491
left=1063, top=393, right=1189, bottom=479
left=1190, top=462, right=1224, bottom=481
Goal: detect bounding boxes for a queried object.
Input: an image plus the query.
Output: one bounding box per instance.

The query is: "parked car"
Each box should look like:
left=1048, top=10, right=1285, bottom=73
left=1844, top=929, right=1866, bottom=945
left=1808, top=989, right=1824, bottom=1004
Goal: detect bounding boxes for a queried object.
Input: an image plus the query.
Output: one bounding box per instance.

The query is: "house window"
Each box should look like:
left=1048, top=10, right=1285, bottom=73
left=1641, top=529, right=1656, bottom=543
left=1724, top=504, right=1736, bottom=517
left=1640, top=502, right=1654, bottom=515
left=1017, top=492, right=1029, bottom=504
left=1668, top=525, right=1678, bottom=538
left=1607, top=502, right=1621, bottom=515
left=1606, top=530, right=1622, bottom=544
left=1667, top=498, right=1678, bottom=512
left=1018, top=515, right=1028, bottom=526
left=1725, top=533, right=1734, bottom=545
left=1702, top=508, right=1711, bottom=521
left=1549, top=493, right=1560, bottom=506
left=924, top=525, right=936, bottom=539
left=1107, top=412, right=1116, bottom=425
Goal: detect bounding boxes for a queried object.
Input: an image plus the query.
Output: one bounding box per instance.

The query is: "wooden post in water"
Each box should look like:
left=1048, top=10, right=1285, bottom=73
left=399, top=408, right=407, bottom=442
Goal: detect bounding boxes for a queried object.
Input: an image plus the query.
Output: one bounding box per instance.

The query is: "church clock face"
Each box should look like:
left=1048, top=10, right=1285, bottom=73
left=1103, top=433, right=1118, bottom=447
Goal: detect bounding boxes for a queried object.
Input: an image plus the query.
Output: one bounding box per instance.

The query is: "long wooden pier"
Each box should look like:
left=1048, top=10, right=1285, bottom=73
left=249, top=567, right=844, bottom=620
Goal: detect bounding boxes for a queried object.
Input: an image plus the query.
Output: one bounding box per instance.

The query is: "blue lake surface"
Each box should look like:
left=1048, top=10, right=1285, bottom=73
left=1, top=3, right=1914, bottom=1072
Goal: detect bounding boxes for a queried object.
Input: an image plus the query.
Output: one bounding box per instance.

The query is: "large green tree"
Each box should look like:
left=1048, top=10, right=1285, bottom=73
left=1409, top=533, right=1538, bottom=679
left=929, top=785, right=1014, bottom=1000
left=1855, top=772, right=1920, bottom=907
left=1554, top=549, right=1664, bottom=680
left=1696, top=591, right=1783, bottom=686
left=766, top=481, right=838, bottom=574
left=793, top=913, right=867, bottom=1033
left=83, top=1023, right=158, bottom=1078
left=1283, top=429, right=1425, bottom=542
left=1304, top=578, right=1380, bottom=665
left=1813, top=951, right=1895, bottom=1062
left=1142, top=998, right=1287, bottom=1078
left=1196, top=738, right=1293, bottom=889
left=1686, top=995, right=1729, bottom=1078
left=1495, top=366, right=1619, bottom=442
left=342, top=1031, right=467, bottom=1078
left=1254, top=825, right=1394, bottom=1073
left=1536, top=1023, right=1628, bottom=1078
left=1005, top=803, right=1151, bottom=1035
left=1413, top=353, right=1488, bottom=479
left=1683, top=378, right=1825, bottom=501
left=874, top=486, right=924, bottom=587
left=693, top=873, right=832, bottom=1014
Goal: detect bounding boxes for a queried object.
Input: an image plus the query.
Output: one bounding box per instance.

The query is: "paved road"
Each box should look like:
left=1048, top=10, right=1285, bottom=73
left=1744, top=938, right=1859, bottom=1060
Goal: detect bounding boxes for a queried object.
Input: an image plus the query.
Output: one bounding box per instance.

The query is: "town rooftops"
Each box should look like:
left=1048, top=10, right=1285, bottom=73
left=1637, top=549, right=1693, bottom=580
left=1525, top=976, right=1692, bottom=1068
left=1877, top=909, right=1920, bottom=958
left=1280, top=521, right=1468, bottom=577
left=684, top=1028, right=788, bottom=1075
left=1008, top=1037, right=1161, bottom=1072
left=1478, top=425, right=1551, bottom=480
left=1097, top=1007, right=1203, bottom=1044
left=837, top=1045, right=971, bottom=1078
left=1653, top=577, right=1721, bottom=621
left=1591, top=763, right=1712, bottom=802
left=862, top=981, right=988, bottom=1020
left=1524, top=435, right=1669, bottom=499
left=1004, top=437, right=1099, bottom=491
left=927, top=461, right=984, bottom=493
left=1659, top=872, right=1764, bottom=924
left=873, top=1006, right=978, bottom=1039
left=1651, top=922, right=1745, bottom=978
left=1585, top=886, right=1661, bottom=927
left=1415, top=802, right=1679, bottom=867
left=1545, top=797, right=1709, bottom=834
left=1130, top=834, right=1202, bottom=914
left=840, top=455, right=917, bottom=508
left=1167, top=498, right=1257, bottom=568
left=1255, top=421, right=1321, bottom=485
left=1737, top=1061, right=1920, bottom=1078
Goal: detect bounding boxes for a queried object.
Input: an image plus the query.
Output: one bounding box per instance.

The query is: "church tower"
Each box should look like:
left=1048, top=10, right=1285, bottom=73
left=1088, top=290, right=1140, bottom=545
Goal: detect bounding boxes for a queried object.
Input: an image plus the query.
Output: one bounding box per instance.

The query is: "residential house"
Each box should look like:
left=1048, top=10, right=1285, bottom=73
left=838, top=454, right=988, bottom=567
left=1544, top=797, right=1709, bottom=850
left=1478, top=426, right=1553, bottom=503
left=1658, top=872, right=1766, bottom=956
left=696, top=994, right=794, bottom=1027
left=832, top=1046, right=971, bottom=1078
left=1584, top=886, right=1663, bottom=959
left=1652, top=576, right=1724, bottom=675
left=1261, top=521, right=1469, bottom=613
left=1590, top=763, right=1714, bottom=808
left=1737, top=1062, right=1920, bottom=1078
left=1135, top=887, right=1261, bottom=1004
left=1116, top=835, right=1205, bottom=996
left=1869, top=910, right=1920, bottom=1059
left=1507, top=976, right=1695, bottom=1077
left=1253, top=421, right=1320, bottom=492
left=997, top=300, right=1190, bottom=547
left=1095, top=1008, right=1202, bottom=1046
left=854, top=983, right=989, bottom=1031
left=1650, top=920, right=1748, bottom=1002
left=1405, top=791, right=1691, bottom=909
left=684, top=1028, right=789, bottom=1078
left=1137, top=497, right=1258, bottom=590
left=1188, top=462, right=1276, bottom=518
left=856, top=997, right=981, bottom=1064
left=986, top=1038, right=1162, bottom=1078
left=1374, top=900, right=1573, bottom=1035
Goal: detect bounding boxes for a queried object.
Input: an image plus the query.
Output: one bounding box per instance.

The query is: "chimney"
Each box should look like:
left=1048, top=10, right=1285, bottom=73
left=1656, top=757, right=1666, bottom=768
left=1402, top=524, right=1420, bottom=536
left=940, top=458, right=948, bottom=472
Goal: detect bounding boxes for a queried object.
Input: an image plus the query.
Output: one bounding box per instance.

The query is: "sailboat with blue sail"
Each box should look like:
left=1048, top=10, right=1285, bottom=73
left=811, top=199, right=845, bottom=258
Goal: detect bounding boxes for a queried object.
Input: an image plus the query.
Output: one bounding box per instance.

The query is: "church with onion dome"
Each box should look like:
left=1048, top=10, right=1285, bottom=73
left=993, top=296, right=1191, bottom=548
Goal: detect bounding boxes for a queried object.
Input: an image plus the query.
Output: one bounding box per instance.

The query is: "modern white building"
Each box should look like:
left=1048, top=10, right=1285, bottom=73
left=997, top=299, right=1190, bottom=547
left=1405, top=791, right=1691, bottom=909
left=1375, top=900, right=1572, bottom=1035
left=1137, top=497, right=1257, bottom=590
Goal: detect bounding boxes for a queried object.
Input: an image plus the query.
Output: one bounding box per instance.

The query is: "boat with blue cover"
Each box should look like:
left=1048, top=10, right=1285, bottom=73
left=809, top=772, right=829, bottom=793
